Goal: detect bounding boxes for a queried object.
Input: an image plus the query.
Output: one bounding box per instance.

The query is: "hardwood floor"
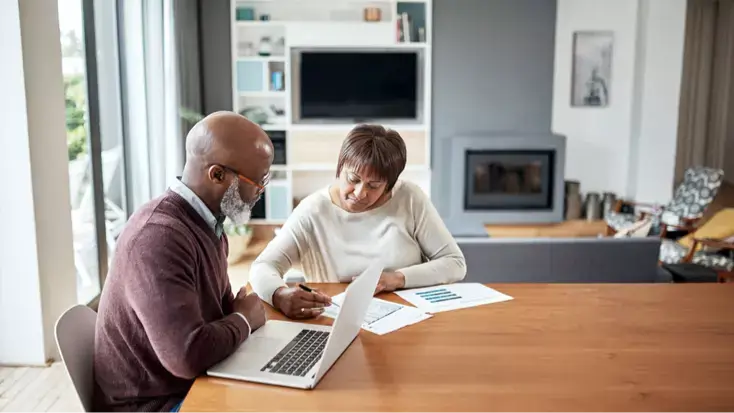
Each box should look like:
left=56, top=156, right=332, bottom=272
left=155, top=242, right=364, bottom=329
left=0, top=363, right=81, bottom=412
left=0, top=259, right=256, bottom=412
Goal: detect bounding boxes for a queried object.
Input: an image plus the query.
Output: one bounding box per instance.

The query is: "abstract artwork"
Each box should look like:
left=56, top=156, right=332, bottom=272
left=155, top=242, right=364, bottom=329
left=571, top=31, right=613, bottom=107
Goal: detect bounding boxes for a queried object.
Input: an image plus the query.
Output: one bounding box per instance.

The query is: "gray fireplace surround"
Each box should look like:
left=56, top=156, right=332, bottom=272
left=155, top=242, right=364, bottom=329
left=443, top=132, right=567, bottom=237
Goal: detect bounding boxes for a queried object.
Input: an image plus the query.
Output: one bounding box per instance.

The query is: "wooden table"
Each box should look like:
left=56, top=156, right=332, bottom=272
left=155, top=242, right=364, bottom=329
left=181, top=283, right=734, bottom=412
left=484, top=219, right=608, bottom=238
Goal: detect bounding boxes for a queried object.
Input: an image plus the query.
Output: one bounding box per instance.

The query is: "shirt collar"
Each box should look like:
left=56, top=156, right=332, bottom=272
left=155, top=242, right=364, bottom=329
left=169, top=177, right=225, bottom=237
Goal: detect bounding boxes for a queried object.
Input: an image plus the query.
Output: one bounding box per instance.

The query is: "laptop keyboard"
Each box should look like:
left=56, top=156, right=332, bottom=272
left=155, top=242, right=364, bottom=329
left=260, top=329, right=330, bottom=377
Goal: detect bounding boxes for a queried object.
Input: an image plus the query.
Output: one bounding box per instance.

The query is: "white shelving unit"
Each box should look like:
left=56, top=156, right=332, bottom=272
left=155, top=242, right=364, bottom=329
left=230, top=0, right=432, bottom=224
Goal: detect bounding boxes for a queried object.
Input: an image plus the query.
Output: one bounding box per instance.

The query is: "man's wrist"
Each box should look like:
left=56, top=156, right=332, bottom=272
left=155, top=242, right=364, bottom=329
left=234, top=312, right=252, bottom=337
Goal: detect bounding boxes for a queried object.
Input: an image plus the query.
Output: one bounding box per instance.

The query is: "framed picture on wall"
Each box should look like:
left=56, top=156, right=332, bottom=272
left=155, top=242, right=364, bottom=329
left=571, top=31, right=613, bottom=107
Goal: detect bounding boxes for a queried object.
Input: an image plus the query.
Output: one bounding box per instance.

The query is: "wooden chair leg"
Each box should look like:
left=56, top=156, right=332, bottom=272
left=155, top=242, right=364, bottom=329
left=717, top=271, right=734, bottom=283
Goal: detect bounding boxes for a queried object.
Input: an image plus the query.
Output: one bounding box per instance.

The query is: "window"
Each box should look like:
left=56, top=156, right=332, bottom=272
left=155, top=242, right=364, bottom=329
left=59, top=0, right=126, bottom=304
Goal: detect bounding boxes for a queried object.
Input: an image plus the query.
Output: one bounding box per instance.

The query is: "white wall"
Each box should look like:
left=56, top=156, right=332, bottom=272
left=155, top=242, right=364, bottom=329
left=0, top=0, right=77, bottom=366
left=629, top=0, right=687, bottom=203
left=552, top=0, right=686, bottom=203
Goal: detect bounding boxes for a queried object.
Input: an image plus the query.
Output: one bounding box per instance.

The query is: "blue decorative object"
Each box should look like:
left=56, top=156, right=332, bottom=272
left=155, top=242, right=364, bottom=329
left=271, top=71, right=284, bottom=91
left=236, top=7, right=255, bottom=21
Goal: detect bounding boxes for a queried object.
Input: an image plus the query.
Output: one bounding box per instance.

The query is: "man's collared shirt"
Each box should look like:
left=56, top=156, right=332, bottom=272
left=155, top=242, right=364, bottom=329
left=169, top=177, right=224, bottom=238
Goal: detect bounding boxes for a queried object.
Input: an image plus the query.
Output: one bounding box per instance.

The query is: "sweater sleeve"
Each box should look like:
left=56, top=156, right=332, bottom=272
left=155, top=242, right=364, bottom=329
left=397, top=184, right=467, bottom=288
left=249, top=211, right=306, bottom=306
left=125, top=225, right=250, bottom=380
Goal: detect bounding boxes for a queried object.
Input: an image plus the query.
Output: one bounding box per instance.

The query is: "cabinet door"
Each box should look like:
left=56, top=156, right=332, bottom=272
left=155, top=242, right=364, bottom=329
left=266, top=185, right=291, bottom=221
left=236, top=61, right=264, bottom=92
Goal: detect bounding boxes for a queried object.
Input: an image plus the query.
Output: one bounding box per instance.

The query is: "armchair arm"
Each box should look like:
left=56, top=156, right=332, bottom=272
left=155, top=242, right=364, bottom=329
left=694, top=238, right=734, bottom=251
left=682, top=237, right=734, bottom=263
left=630, top=201, right=661, bottom=209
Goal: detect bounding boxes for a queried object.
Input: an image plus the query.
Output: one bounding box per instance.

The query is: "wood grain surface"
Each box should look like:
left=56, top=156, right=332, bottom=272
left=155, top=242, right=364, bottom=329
left=181, top=283, right=734, bottom=412
left=484, top=219, right=608, bottom=238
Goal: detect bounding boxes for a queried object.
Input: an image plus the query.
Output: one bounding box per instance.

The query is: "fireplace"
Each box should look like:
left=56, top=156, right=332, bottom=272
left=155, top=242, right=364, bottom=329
left=464, top=150, right=555, bottom=211
left=444, top=133, right=567, bottom=236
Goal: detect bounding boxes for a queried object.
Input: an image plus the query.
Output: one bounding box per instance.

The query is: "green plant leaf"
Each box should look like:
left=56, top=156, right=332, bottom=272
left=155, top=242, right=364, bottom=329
left=180, top=107, right=205, bottom=123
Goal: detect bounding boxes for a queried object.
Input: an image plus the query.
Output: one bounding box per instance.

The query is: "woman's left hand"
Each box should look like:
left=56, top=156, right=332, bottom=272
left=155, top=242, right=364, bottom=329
left=374, top=271, right=405, bottom=295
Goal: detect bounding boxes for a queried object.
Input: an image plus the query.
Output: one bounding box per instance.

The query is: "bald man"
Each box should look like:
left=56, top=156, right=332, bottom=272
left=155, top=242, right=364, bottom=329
left=93, top=112, right=274, bottom=412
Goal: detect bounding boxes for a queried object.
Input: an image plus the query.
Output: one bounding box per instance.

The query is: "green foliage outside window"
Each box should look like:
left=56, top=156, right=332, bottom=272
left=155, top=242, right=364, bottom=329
left=65, top=74, right=87, bottom=161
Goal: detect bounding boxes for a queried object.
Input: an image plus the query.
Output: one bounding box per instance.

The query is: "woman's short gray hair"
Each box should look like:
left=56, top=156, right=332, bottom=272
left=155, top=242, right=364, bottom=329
left=335, top=124, right=407, bottom=191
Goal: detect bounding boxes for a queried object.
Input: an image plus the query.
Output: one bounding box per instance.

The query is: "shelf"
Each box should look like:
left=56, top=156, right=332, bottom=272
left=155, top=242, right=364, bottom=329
left=237, top=56, right=286, bottom=62
left=238, top=91, right=287, bottom=97
left=261, top=123, right=288, bottom=131
left=248, top=219, right=286, bottom=225
left=236, top=21, right=287, bottom=27
left=391, top=42, right=430, bottom=48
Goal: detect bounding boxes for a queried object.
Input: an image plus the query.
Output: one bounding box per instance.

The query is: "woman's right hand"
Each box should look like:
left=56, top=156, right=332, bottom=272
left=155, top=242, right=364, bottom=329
left=272, top=286, right=332, bottom=319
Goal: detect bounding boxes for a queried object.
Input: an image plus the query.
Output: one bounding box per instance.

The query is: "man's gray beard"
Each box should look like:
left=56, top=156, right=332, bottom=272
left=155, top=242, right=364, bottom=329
left=220, top=179, right=252, bottom=226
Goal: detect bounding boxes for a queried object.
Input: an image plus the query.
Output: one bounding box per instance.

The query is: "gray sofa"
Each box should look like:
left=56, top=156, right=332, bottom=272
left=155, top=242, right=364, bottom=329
left=456, top=236, right=668, bottom=284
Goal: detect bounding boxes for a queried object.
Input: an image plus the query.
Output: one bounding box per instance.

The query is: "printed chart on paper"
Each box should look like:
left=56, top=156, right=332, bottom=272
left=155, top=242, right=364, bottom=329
left=396, top=283, right=513, bottom=313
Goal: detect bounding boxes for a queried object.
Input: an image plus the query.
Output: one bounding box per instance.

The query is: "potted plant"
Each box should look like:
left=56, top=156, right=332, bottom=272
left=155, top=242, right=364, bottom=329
left=224, top=219, right=253, bottom=264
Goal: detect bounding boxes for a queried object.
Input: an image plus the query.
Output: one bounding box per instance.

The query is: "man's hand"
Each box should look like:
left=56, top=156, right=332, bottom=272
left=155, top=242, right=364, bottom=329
left=272, top=286, right=332, bottom=319
left=233, top=288, right=266, bottom=332
left=373, top=271, right=405, bottom=295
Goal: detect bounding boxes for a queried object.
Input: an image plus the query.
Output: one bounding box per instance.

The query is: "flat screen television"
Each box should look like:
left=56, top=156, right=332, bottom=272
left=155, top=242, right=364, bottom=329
left=294, top=49, right=420, bottom=122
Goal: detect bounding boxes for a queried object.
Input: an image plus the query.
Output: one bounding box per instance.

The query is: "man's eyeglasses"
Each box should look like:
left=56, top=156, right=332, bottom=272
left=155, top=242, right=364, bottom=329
left=217, top=165, right=269, bottom=193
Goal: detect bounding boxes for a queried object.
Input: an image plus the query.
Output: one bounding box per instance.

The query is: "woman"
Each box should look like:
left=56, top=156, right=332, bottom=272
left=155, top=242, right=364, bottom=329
left=250, top=124, right=466, bottom=319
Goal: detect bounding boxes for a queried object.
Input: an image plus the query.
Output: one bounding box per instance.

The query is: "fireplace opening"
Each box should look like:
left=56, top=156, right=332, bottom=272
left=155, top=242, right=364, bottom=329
left=464, top=150, right=555, bottom=211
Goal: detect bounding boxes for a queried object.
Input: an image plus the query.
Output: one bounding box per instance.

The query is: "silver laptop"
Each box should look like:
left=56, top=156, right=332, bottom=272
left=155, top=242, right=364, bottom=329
left=207, top=262, right=382, bottom=389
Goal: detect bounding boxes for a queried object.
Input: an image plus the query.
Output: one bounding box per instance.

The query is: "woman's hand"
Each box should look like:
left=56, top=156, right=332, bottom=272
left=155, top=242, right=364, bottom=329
left=351, top=271, right=405, bottom=295
left=373, top=271, right=405, bottom=295
left=272, top=286, right=332, bottom=319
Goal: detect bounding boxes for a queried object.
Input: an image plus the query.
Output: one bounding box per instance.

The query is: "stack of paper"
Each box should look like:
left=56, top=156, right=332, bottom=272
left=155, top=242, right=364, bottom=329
left=395, top=283, right=513, bottom=313
left=322, top=293, right=431, bottom=335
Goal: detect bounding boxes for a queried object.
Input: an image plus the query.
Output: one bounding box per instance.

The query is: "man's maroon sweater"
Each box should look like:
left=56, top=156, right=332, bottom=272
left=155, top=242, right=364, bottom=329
left=93, top=190, right=249, bottom=412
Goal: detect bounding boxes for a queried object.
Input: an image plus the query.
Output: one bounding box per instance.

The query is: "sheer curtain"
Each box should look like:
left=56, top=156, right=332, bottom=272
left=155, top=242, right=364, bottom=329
left=674, top=0, right=734, bottom=183
left=118, top=0, right=201, bottom=211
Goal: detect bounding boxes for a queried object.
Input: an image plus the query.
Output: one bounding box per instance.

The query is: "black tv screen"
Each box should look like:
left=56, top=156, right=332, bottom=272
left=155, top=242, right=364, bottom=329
left=298, top=50, right=418, bottom=120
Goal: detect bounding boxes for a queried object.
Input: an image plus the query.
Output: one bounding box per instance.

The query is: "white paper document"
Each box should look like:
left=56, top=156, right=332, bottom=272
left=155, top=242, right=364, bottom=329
left=322, top=293, right=431, bottom=335
left=395, top=283, right=513, bottom=313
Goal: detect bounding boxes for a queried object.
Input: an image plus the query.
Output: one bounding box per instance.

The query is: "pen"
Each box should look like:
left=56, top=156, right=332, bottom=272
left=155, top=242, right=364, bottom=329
left=299, top=283, right=339, bottom=308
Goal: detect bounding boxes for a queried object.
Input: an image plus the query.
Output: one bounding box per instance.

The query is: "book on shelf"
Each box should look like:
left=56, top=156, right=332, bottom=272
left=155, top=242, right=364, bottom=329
left=400, top=12, right=411, bottom=42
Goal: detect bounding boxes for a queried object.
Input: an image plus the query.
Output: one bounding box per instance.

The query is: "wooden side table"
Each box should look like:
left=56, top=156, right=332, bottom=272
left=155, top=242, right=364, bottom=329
left=484, top=219, right=608, bottom=238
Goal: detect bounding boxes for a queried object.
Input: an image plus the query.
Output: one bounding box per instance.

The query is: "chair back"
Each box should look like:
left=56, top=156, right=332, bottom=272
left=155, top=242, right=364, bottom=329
left=667, top=167, right=724, bottom=219
left=55, top=305, right=97, bottom=412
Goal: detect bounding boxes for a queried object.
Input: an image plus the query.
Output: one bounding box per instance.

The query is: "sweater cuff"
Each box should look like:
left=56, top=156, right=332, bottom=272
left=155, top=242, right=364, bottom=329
left=233, top=312, right=252, bottom=337
left=226, top=312, right=250, bottom=343
left=397, top=266, right=425, bottom=289
left=255, top=276, right=288, bottom=307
